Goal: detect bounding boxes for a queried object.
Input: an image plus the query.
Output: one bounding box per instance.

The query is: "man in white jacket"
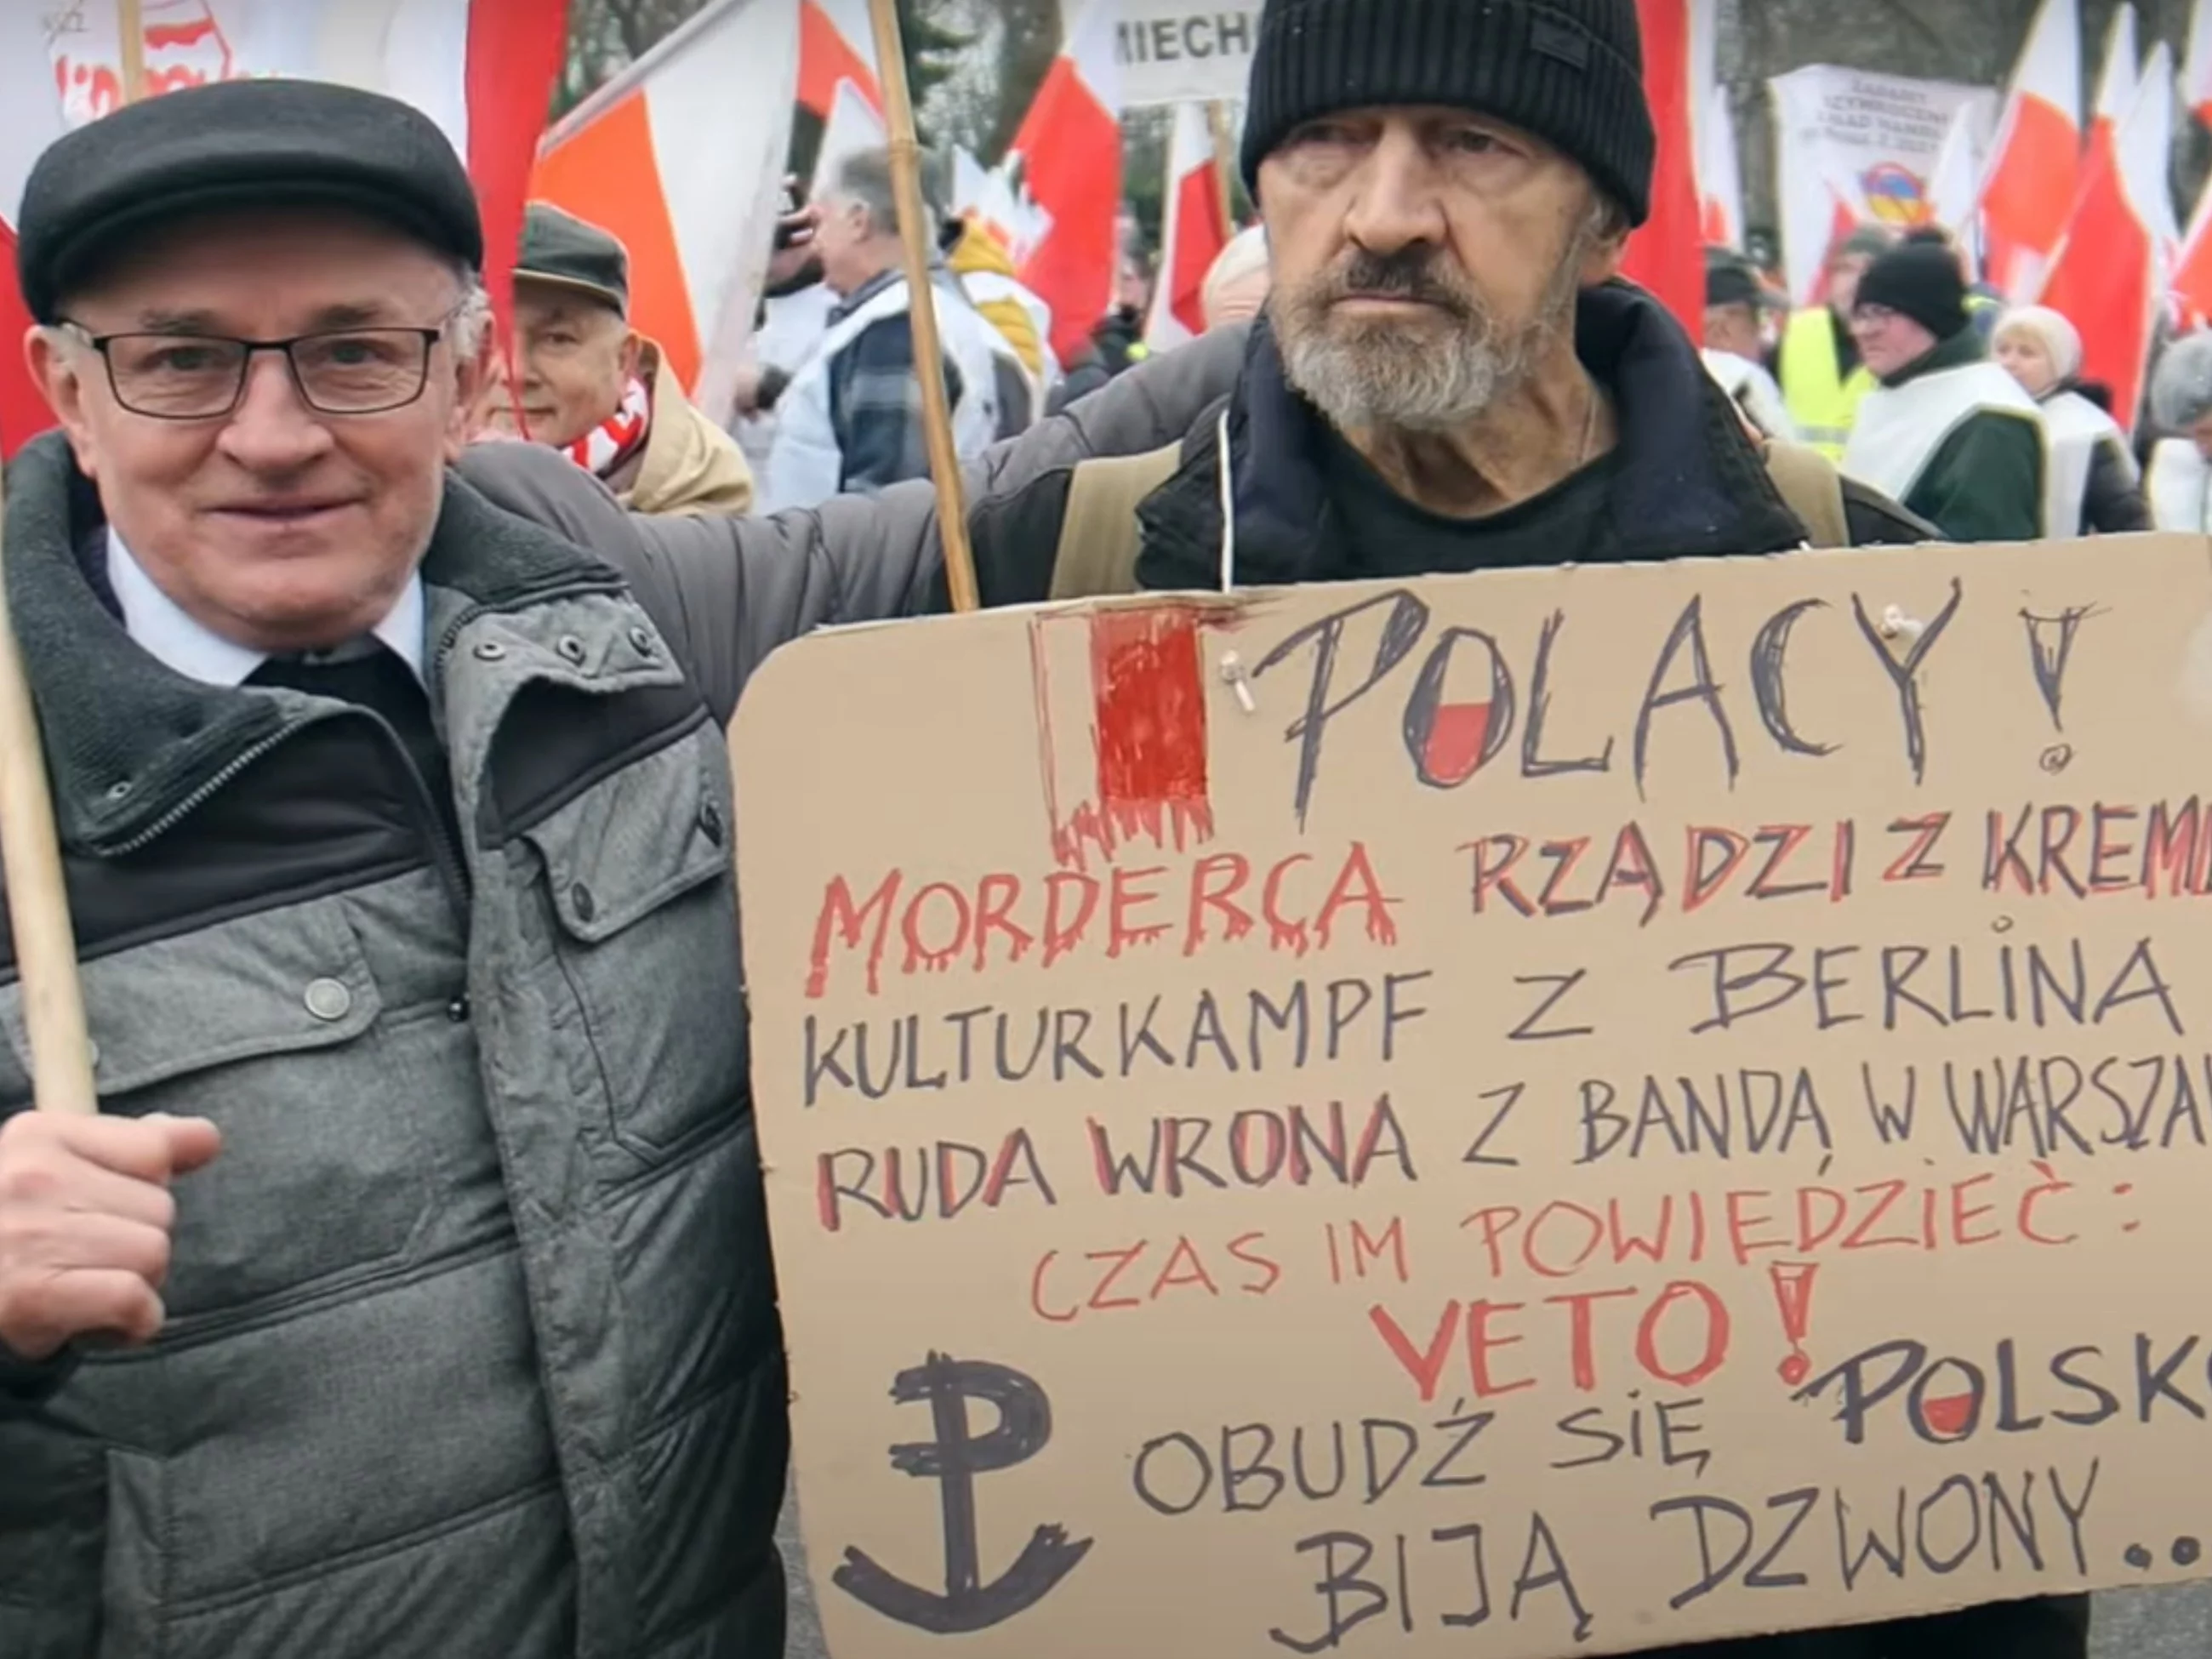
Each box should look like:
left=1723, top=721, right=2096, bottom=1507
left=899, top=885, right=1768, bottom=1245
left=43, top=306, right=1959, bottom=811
left=762, top=147, right=1023, bottom=510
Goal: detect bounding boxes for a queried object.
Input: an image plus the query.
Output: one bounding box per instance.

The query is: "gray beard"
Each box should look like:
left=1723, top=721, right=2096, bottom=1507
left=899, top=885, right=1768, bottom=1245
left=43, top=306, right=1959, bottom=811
left=1273, top=244, right=1588, bottom=434
left=1278, top=313, right=1535, bottom=432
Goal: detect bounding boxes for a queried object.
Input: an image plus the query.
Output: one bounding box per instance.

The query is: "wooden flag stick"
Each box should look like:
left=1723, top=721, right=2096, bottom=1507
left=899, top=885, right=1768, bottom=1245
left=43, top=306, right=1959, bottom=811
left=866, top=0, right=980, bottom=614
left=1206, top=100, right=1238, bottom=241
left=0, top=6, right=145, bottom=1115
left=117, top=0, right=148, bottom=106
left=0, top=474, right=97, bottom=1116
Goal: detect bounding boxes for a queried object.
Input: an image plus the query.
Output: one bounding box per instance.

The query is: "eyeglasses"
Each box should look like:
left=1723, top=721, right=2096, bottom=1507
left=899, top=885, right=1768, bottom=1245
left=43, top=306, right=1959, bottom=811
left=58, top=305, right=465, bottom=419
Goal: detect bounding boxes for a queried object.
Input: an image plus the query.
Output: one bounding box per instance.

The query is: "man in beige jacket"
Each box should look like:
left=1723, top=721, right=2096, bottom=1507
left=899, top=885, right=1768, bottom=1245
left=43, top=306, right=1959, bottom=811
left=493, top=202, right=755, bottom=516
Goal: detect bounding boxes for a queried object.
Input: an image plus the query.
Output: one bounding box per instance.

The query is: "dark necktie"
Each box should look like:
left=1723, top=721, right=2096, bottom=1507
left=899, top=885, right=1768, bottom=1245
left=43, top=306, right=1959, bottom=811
left=246, top=641, right=459, bottom=849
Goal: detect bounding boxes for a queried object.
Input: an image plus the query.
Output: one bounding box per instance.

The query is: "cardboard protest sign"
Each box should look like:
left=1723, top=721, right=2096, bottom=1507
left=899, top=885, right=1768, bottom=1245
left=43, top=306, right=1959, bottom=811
left=733, top=536, right=2212, bottom=1656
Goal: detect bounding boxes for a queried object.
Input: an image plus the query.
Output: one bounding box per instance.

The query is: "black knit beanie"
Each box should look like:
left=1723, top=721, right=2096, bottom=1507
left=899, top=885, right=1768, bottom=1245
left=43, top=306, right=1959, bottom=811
left=1853, top=242, right=1968, bottom=340
left=1240, top=0, right=1656, bottom=225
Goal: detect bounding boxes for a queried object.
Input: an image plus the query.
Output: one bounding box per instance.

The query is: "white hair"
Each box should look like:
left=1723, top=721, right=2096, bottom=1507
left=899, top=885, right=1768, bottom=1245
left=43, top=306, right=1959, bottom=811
left=1200, top=225, right=1270, bottom=328
left=2152, top=332, right=2212, bottom=433
left=448, top=268, right=493, bottom=356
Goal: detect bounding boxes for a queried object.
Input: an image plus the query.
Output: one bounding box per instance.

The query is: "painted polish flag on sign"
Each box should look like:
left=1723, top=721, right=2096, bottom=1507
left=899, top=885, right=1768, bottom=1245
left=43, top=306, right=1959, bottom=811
left=1980, top=0, right=2083, bottom=302
left=1146, top=100, right=1229, bottom=351
left=1007, top=3, right=1125, bottom=367
left=2038, top=37, right=2174, bottom=430
left=1029, top=606, right=1215, bottom=875
left=531, top=0, right=801, bottom=425
left=0, top=0, right=564, bottom=456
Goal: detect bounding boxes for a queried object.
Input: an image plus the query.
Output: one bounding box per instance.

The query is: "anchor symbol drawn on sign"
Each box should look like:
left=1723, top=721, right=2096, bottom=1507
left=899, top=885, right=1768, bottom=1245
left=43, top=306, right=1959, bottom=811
left=834, top=1353, right=1092, bottom=1633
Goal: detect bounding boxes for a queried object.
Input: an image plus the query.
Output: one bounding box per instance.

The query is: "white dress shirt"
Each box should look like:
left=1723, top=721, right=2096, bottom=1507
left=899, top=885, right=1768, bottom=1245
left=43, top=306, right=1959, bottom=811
left=106, top=528, right=425, bottom=687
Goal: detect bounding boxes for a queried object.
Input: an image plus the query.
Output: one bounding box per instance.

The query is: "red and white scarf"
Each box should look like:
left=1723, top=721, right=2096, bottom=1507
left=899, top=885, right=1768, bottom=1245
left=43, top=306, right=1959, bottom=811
left=562, top=375, right=652, bottom=479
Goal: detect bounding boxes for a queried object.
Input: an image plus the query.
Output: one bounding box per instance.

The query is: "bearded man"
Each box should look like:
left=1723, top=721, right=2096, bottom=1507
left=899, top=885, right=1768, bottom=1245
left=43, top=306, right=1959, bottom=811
left=959, top=0, right=1934, bottom=612
left=929, top=9, right=2090, bottom=1650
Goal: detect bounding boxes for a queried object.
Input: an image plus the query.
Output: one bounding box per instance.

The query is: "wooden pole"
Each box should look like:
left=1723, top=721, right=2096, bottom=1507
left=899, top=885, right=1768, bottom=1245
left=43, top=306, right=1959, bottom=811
left=117, top=0, right=148, bottom=106
left=0, top=476, right=97, bottom=1116
left=1206, top=100, right=1238, bottom=241
left=0, top=8, right=147, bottom=1116
left=865, top=0, right=981, bottom=614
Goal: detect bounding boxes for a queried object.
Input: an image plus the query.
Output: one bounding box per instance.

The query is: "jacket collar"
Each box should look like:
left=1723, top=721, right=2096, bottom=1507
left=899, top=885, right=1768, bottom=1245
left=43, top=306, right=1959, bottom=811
left=1878, top=324, right=1986, bottom=390
left=623, top=339, right=756, bottom=516
left=831, top=259, right=955, bottom=324
left=1136, top=282, right=1806, bottom=591
left=832, top=267, right=904, bottom=321
left=3, top=431, right=624, bottom=854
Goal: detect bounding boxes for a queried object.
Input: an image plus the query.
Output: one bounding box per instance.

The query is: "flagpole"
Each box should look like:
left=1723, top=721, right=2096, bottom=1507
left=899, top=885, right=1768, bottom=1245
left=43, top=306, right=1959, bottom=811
left=866, top=0, right=981, bottom=614
left=0, top=0, right=130, bottom=1112
left=117, top=0, right=147, bottom=105
left=0, top=485, right=97, bottom=1115
left=1206, top=100, right=1237, bottom=239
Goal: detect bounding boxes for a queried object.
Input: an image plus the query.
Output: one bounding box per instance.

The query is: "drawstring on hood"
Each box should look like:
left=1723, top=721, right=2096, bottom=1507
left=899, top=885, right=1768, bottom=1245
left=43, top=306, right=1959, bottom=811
left=1216, top=408, right=1237, bottom=591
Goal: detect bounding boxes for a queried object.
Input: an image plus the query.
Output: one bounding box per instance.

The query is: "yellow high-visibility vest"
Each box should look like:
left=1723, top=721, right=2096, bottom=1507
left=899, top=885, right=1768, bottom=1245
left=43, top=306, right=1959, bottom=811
left=1778, top=307, right=1877, bottom=463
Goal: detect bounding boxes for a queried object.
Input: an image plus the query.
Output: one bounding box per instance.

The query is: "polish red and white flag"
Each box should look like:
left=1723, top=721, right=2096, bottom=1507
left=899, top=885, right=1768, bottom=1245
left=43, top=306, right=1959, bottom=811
left=2185, top=0, right=2212, bottom=128
left=1980, top=0, right=2084, bottom=301
left=531, top=0, right=800, bottom=424
left=799, top=0, right=880, bottom=116
left=1698, top=85, right=1745, bottom=249
left=1925, top=105, right=1986, bottom=253
left=0, top=0, right=564, bottom=455
left=800, top=0, right=887, bottom=199
left=1006, top=2, right=1125, bottom=367
left=2175, top=172, right=2212, bottom=329
left=2039, top=37, right=2175, bottom=430
left=1799, top=176, right=1867, bottom=308
left=1686, top=0, right=1742, bottom=249
left=1146, top=100, right=1230, bottom=350
left=1621, top=0, right=1707, bottom=331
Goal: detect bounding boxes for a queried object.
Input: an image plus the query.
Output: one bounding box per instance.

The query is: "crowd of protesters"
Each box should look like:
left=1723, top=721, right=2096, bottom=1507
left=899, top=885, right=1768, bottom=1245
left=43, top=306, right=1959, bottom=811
left=1, top=1, right=2190, bottom=1656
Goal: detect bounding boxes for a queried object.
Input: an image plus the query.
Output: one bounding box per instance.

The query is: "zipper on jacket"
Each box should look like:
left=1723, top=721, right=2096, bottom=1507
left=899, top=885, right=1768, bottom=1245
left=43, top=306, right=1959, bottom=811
left=106, top=715, right=329, bottom=856
left=106, top=707, right=472, bottom=912
left=387, top=719, right=474, bottom=913
left=104, top=578, right=624, bottom=882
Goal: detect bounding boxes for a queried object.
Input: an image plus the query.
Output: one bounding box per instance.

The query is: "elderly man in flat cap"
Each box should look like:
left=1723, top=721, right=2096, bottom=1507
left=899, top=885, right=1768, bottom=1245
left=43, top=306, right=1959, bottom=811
left=492, top=202, right=755, bottom=516
left=0, top=77, right=1236, bottom=1659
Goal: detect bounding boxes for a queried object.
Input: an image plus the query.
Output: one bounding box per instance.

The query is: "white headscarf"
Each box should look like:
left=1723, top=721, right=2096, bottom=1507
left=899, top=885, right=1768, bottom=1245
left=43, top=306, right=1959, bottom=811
left=1994, top=305, right=2084, bottom=388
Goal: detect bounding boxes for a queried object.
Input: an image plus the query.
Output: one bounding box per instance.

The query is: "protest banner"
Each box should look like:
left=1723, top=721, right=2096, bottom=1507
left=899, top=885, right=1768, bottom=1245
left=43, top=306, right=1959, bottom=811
left=1060, top=0, right=1256, bottom=107
left=734, top=534, right=2212, bottom=1655
left=1770, top=66, right=1998, bottom=304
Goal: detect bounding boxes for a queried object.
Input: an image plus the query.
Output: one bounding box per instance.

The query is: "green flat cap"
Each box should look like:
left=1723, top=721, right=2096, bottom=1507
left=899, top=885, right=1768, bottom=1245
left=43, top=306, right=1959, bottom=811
left=516, top=202, right=629, bottom=316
